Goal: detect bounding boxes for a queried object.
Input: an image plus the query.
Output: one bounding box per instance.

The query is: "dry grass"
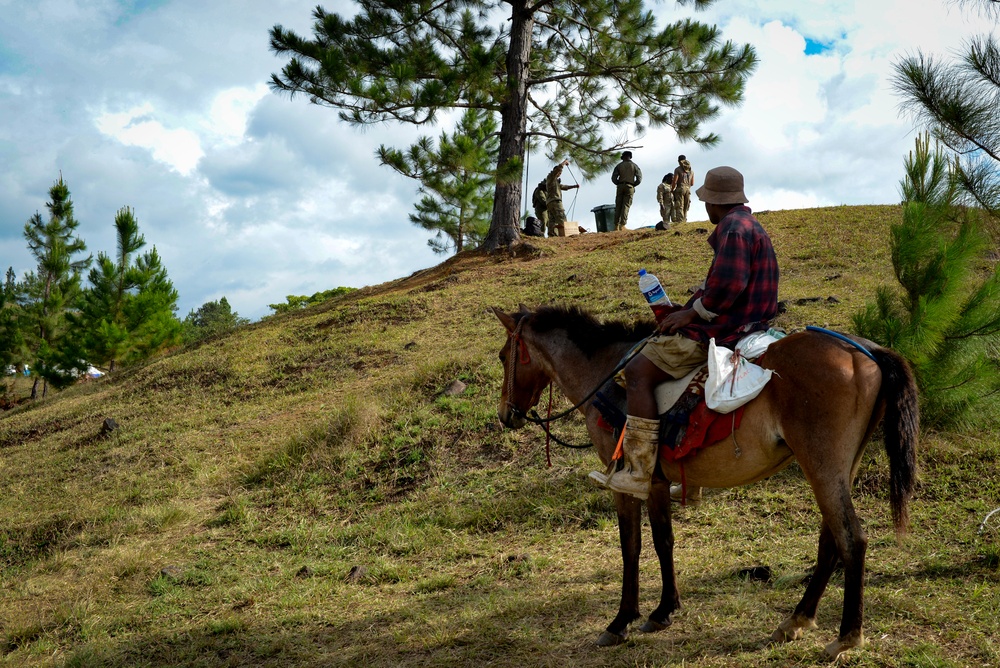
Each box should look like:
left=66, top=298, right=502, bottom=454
left=2, top=205, right=998, bottom=667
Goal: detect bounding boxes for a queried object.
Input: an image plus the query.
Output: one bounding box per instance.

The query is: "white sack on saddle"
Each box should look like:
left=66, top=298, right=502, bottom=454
left=705, top=338, right=773, bottom=414
left=735, top=331, right=781, bottom=360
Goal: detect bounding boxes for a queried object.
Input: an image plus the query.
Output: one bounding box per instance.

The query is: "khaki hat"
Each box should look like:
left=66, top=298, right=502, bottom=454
left=695, top=166, right=749, bottom=205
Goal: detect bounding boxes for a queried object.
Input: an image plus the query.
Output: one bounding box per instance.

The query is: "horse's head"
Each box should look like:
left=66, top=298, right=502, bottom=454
left=492, top=305, right=552, bottom=429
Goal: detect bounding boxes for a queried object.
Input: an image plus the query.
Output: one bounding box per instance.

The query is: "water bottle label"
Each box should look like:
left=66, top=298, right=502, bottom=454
left=642, top=284, right=667, bottom=304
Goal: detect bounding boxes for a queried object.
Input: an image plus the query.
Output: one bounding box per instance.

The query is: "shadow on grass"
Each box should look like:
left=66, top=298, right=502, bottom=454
left=57, top=581, right=822, bottom=668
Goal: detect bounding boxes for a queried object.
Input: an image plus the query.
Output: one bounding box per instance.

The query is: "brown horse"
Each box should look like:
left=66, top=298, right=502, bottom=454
left=492, top=304, right=918, bottom=660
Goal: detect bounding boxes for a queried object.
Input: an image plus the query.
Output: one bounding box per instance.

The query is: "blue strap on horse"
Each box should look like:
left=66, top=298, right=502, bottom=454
left=806, top=326, right=878, bottom=363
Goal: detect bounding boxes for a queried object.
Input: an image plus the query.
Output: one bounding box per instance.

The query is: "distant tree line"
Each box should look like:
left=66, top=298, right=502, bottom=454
left=2, top=178, right=249, bottom=400
left=1, top=178, right=182, bottom=398
left=1, top=177, right=360, bottom=401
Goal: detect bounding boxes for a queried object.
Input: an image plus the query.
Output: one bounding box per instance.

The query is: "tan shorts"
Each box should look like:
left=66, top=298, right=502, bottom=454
left=640, top=334, right=707, bottom=379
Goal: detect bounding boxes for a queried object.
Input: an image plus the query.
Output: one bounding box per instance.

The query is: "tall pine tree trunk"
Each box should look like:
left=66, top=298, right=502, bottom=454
left=482, top=2, right=533, bottom=252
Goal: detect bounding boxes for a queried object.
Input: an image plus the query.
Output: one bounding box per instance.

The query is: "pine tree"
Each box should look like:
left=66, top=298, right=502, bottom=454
left=378, top=108, right=499, bottom=253
left=183, top=297, right=249, bottom=343
left=0, top=268, right=23, bottom=374
left=892, top=0, right=1000, bottom=229
left=74, top=207, right=182, bottom=372
left=852, top=134, right=1000, bottom=428
left=269, top=0, right=757, bottom=251
left=267, top=287, right=356, bottom=315
left=21, top=177, right=92, bottom=398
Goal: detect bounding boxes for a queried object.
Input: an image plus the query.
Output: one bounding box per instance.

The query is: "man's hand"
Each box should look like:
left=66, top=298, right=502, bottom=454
left=656, top=307, right=697, bottom=334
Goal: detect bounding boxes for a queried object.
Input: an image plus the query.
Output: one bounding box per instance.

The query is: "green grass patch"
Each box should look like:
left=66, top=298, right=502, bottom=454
left=2, top=206, right=999, bottom=667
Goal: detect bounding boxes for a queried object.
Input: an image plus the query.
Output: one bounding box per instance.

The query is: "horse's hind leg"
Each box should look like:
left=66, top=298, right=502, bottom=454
left=776, top=480, right=868, bottom=660
left=822, top=495, right=867, bottom=660
left=772, top=522, right=837, bottom=642
left=597, top=492, right=643, bottom=646
left=641, top=478, right=680, bottom=632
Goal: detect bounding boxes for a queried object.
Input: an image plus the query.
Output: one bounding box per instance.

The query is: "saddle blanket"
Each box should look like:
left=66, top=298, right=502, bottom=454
left=661, top=401, right=744, bottom=463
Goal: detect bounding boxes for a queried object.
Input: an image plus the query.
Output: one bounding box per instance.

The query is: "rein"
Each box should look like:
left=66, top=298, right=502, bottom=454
left=505, top=320, right=653, bottom=453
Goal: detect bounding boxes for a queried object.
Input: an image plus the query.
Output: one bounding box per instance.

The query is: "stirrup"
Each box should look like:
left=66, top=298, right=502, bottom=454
left=588, top=457, right=618, bottom=488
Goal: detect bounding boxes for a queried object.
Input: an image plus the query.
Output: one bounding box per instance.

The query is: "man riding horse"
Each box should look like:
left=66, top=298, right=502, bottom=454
left=590, top=166, right=780, bottom=501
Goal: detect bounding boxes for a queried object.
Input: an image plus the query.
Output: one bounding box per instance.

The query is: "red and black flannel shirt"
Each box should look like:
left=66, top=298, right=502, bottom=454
left=678, top=206, right=779, bottom=347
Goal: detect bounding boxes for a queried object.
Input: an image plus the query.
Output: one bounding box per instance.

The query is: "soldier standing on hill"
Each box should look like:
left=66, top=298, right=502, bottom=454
left=671, top=155, right=694, bottom=223
left=611, top=151, right=642, bottom=230
left=531, top=180, right=549, bottom=237
left=545, top=160, right=579, bottom=237
left=657, top=173, right=675, bottom=229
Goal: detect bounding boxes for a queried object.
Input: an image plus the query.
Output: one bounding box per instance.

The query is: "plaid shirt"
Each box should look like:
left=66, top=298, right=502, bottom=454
left=679, top=206, right=779, bottom=347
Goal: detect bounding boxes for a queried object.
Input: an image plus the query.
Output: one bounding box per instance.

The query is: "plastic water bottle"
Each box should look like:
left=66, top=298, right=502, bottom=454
left=638, top=269, right=672, bottom=322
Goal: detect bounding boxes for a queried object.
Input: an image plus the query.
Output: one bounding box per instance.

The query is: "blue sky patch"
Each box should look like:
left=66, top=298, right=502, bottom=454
left=116, top=0, right=169, bottom=25
left=804, top=37, right=834, bottom=56
left=0, top=44, right=25, bottom=75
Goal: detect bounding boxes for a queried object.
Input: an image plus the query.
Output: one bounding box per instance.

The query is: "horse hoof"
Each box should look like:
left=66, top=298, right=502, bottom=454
left=596, top=630, right=628, bottom=647
left=771, top=614, right=818, bottom=643
left=639, top=617, right=671, bottom=633
left=825, top=631, right=864, bottom=660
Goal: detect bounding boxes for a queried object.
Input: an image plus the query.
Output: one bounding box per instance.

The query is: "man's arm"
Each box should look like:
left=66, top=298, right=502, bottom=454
left=634, top=165, right=642, bottom=187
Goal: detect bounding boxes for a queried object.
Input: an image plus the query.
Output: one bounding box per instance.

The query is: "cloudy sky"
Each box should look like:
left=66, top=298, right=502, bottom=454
left=1, top=1, right=994, bottom=320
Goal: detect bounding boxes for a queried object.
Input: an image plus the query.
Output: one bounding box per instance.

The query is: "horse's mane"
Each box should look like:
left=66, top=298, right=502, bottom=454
left=518, top=305, right=655, bottom=359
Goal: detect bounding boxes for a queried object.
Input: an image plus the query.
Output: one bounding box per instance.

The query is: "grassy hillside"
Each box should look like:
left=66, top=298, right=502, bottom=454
left=2, top=205, right=999, bottom=667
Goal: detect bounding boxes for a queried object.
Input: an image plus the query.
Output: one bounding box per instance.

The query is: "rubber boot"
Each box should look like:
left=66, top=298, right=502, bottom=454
left=670, top=483, right=703, bottom=507
left=606, top=415, right=661, bottom=500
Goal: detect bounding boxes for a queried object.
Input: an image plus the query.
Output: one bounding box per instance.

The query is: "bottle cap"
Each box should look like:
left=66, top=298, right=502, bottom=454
left=638, top=269, right=647, bottom=276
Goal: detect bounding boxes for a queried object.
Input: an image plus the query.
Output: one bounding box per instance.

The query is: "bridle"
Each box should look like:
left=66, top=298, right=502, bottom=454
left=504, top=317, right=554, bottom=426
left=503, top=315, right=654, bottom=455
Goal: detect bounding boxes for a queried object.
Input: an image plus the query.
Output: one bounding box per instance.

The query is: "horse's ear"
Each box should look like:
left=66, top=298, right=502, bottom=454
left=518, top=303, right=530, bottom=315
left=491, top=306, right=516, bottom=333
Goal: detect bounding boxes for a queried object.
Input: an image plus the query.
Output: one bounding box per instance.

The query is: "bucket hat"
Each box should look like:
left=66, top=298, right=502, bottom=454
left=695, top=166, right=749, bottom=205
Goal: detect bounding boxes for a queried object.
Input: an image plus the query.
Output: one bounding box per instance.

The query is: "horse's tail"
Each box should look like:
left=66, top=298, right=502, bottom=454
left=871, top=347, right=919, bottom=535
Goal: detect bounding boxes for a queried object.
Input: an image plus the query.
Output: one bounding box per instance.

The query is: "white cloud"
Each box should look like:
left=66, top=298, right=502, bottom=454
left=94, top=103, right=204, bottom=175
left=1, top=0, right=996, bottom=321
left=202, top=84, right=271, bottom=146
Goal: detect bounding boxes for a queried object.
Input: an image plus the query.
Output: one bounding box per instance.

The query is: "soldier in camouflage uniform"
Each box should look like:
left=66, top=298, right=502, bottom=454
left=611, top=151, right=642, bottom=230
left=531, top=180, right=548, bottom=236
left=656, top=173, right=675, bottom=228
left=545, top=160, right=579, bottom=236
left=671, top=155, right=694, bottom=223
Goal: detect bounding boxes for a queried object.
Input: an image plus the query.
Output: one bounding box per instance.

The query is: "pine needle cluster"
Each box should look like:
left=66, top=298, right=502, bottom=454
left=853, top=135, right=1000, bottom=428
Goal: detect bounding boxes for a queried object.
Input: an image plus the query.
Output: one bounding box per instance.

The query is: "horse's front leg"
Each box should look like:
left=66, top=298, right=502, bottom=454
left=597, top=492, right=643, bottom=646
left=641, top=476, right=680, bottom=632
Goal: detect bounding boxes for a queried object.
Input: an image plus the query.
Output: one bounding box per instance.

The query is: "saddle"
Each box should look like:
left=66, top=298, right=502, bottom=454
left=594, top=368, right=743, bottom=464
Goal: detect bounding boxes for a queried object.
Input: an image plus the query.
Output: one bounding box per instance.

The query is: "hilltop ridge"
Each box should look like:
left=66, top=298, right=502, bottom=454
left=10, top=205, right=993, bottom=668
